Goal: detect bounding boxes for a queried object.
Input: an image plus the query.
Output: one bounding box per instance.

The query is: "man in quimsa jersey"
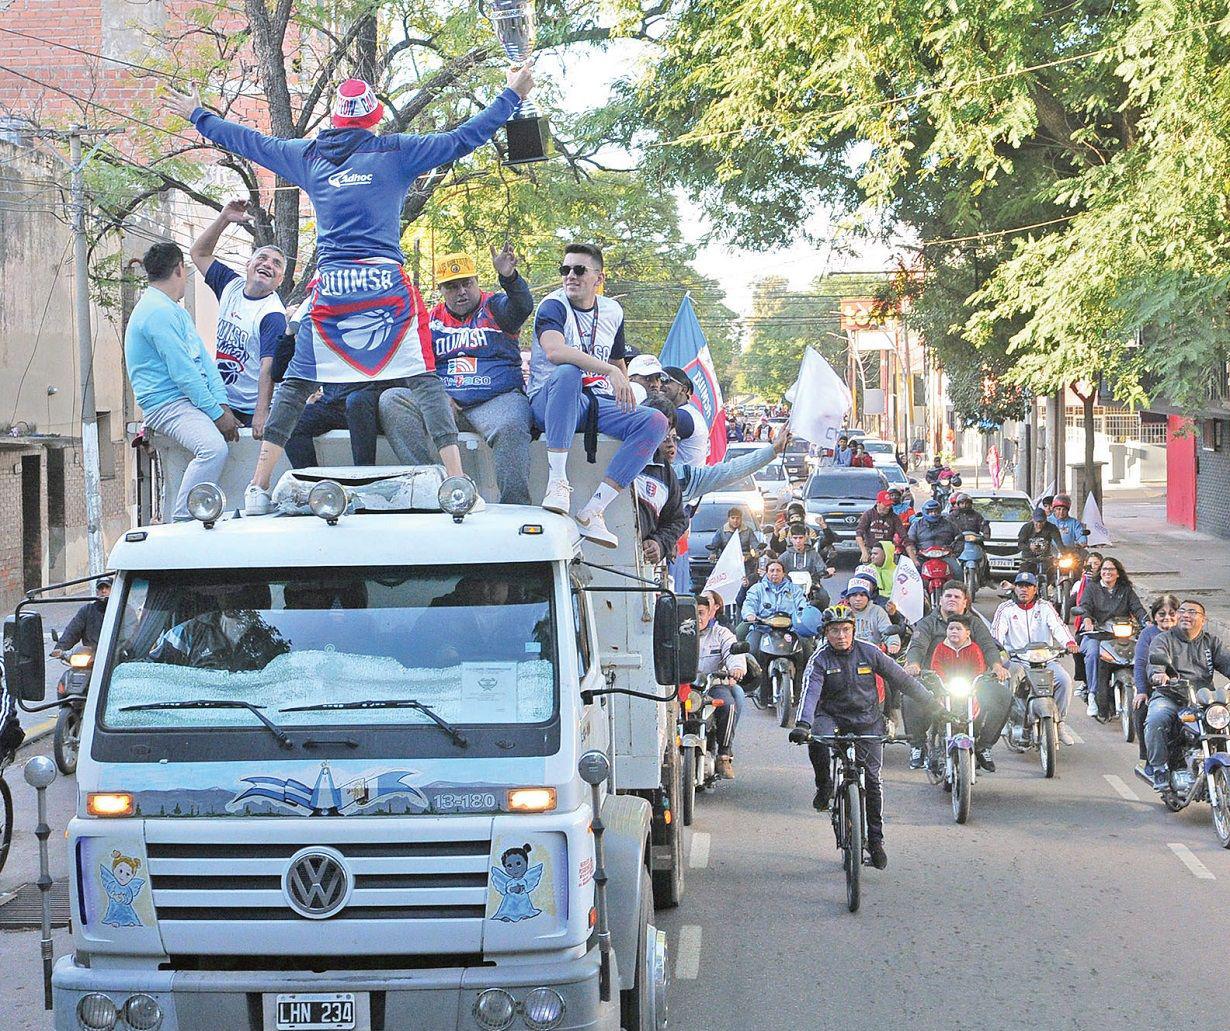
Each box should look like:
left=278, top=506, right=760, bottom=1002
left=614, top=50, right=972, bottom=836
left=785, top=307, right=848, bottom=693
left=189, top=200, right=288, bottom=436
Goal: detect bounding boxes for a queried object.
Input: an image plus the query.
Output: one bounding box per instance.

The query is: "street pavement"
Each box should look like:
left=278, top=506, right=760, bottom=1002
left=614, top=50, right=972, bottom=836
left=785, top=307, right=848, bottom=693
left=2, top=487, right=1226, bottom=1029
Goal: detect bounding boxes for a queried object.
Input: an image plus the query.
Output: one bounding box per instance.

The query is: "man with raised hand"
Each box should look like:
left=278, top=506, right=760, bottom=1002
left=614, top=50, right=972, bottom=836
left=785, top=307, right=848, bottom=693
left=189, top=200, right=288, bottom=436
left=528, top=243, right=669, bottom=547
left=381, top=245, right=535, bottom=504
left=166, top=67, right=533, bottom=514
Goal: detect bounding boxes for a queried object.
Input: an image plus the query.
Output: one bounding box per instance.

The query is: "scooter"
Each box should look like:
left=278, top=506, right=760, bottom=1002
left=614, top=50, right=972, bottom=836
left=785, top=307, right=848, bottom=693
left=1055, top=547, right=1083, bottom=621
left=1084, top=619, right=1138, bottom=737
left=920, top=671, right=979, bottom=824
left=1141, top=656, right=1230, bottom=848
left=53, top=647, right=92, bottom=775
left=754, top=612, right=805, bottom=728
left=1002, top=642, right=1066, bottom=778
left=918, top=546, right=952, bottom=611
left=956, top=530, right=986, bottom=603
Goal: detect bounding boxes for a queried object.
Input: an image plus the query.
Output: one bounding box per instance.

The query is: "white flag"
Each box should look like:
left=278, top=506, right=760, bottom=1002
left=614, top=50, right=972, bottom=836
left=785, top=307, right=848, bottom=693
left=786, top=347, right=852, bottom=449
left=1083, top=492, right=1112, bottom=546
left=890, top=555, right=925, bottom=624
left=703, top=531, right=746, bottom=605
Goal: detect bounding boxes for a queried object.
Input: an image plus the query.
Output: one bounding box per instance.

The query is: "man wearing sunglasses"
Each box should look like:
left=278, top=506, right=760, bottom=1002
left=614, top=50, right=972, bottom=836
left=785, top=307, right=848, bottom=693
left=528, top=244, right=669, bottom=547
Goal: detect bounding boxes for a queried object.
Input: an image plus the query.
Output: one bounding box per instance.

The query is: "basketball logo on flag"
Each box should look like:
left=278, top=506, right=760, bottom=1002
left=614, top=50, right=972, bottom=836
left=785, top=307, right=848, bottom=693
left=337, top=308, right=397, bottom=352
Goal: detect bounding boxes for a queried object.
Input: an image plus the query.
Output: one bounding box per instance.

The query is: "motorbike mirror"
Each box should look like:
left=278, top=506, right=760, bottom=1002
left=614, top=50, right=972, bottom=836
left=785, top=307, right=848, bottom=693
left=730, top=642, right=750, bottom=655
left=908, top=478, right=918, bottom=486
left=882, top=626, right=903, bottom=639
left=1148, top=651, right=1176, bottom=673
left=1071, top=606, right=1086, bottom=616
left=49, top=628, right=59, bottom=644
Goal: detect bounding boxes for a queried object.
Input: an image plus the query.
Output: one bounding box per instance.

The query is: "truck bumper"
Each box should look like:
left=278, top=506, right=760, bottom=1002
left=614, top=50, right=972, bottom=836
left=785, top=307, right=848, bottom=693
left=52, top=948, right=617, bottom=1031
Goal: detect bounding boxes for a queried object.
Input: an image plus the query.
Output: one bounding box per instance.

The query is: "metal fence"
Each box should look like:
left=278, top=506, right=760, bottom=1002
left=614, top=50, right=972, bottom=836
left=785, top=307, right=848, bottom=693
left=1062, top=406, right=1161, bottom=443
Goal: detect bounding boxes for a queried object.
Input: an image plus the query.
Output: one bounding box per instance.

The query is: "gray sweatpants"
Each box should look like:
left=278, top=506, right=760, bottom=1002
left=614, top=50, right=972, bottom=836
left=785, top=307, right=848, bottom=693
left=380, top=387, right=530, bottom=504
left=265, top=374, right=459, bottom=454
left=144, top=398, right=229, bottom=521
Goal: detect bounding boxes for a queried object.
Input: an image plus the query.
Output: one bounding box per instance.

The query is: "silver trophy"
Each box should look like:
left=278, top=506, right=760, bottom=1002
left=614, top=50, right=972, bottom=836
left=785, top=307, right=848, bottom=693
left=483, top=0, right=550, bottom=164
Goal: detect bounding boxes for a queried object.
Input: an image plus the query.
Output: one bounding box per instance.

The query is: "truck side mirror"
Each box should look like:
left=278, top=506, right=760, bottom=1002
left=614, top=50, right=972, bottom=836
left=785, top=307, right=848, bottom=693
left=4, top=612, right=46, bottom=702
left=653, top=595, right=699, bottom=686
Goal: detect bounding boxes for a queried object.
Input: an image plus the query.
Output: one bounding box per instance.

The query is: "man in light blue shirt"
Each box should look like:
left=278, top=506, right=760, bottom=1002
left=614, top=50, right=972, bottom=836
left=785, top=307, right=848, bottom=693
left=125, top=242, right=240, bottom=520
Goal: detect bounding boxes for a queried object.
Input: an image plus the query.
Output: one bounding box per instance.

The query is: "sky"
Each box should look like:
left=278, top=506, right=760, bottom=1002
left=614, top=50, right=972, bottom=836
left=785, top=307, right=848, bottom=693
left=541, top=38, right=900, bottom=315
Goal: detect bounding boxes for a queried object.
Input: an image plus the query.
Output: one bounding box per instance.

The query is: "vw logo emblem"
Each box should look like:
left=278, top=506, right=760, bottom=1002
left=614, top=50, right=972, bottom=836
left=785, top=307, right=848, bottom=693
left=283, top=846, right=352, bottom=919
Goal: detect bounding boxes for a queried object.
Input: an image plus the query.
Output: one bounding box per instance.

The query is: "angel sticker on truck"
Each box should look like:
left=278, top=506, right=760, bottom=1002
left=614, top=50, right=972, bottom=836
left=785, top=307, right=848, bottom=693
left=99, top=851, right=146, bottom=928
left=489, top=844, right=544, bottom=922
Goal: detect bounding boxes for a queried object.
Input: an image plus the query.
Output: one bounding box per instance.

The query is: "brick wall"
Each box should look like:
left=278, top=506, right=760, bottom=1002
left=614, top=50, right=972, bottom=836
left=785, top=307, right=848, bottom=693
left=1196, top=419, right=1230, bottom=540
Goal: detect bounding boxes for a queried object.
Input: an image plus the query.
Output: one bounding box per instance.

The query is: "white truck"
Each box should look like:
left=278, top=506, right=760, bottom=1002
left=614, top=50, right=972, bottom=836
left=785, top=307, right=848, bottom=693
left=5, top=430, right=697, bottom=1031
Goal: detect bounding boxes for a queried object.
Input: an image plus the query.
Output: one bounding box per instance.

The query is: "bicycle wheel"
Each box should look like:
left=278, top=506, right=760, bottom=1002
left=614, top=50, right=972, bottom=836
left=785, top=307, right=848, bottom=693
left=0, top=775, right=11, bottom=875
left=844, top=782, right=862, bottom=913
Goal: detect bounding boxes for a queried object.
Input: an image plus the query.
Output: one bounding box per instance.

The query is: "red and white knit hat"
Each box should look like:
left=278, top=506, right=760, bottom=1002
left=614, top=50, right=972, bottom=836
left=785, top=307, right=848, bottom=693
left=331, top=79, right=384, bottom=129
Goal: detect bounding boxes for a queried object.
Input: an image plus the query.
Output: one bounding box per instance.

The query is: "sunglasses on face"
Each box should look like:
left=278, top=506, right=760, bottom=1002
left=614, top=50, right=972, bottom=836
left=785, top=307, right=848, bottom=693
left=559, top=264, right=595, bottom=277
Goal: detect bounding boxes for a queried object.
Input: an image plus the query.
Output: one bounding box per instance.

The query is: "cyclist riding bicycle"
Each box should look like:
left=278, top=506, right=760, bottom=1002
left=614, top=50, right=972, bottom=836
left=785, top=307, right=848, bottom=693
left=788, top=605, right=940, bottom=869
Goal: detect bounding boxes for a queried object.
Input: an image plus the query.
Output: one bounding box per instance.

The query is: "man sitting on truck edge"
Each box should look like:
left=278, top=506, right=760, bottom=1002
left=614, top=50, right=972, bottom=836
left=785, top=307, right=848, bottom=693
left=381, top=244, right=535, bottom=505
left=529, top=243, right=669, bottom=547
left=188, top=199, right=288, bottom=436
left=125, top=242, right=241, bottom=521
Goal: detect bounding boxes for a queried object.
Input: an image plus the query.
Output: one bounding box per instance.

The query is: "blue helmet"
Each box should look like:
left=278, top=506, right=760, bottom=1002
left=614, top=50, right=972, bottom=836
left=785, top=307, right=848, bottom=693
left=1014, top=571, right=1038, bottom=587
left=923, top=499, right=941, bottom=515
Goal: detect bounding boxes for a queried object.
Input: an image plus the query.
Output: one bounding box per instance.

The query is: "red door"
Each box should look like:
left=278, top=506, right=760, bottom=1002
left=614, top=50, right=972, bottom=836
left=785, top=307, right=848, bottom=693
left=1167, top=416, right=1196, bottom=529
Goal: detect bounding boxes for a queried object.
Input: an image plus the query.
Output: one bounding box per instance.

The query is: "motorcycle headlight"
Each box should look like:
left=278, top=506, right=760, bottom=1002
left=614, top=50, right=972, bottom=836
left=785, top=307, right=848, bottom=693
left=946, top=678, right=972, bottom=698
left=1025, top=648, right=1051, bottom=664
left=1206, top=704, right=1230, bottom=731
left=1113, top=622, right=1133, bottom=639
left=69, top=652, right=92, bottom=668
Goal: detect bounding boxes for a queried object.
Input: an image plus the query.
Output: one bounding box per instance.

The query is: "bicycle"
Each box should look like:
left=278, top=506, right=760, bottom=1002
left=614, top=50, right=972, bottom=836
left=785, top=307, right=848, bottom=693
left=809, top=730, right=900, bottom=913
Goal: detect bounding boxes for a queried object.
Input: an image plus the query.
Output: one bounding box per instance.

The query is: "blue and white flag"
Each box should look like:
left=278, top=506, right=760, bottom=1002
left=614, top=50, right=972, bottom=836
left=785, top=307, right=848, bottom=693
left=659, top=295, right=727, bottom=464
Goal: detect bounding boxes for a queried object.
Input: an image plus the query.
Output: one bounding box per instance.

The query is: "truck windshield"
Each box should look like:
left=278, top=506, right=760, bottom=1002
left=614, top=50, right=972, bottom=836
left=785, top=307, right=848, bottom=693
left=100, top=564, right=557, bottom=732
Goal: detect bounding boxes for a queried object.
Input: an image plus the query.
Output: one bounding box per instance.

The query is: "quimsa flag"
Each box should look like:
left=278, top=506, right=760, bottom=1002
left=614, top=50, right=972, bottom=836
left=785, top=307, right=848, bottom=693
left=890, top=555, right=926, bottom=624
left=659, top=294, right=727, bottom=464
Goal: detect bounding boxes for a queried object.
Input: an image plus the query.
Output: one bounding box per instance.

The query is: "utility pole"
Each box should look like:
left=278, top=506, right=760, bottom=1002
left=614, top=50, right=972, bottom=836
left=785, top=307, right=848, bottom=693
left=70, top=127, right=104, bottom=575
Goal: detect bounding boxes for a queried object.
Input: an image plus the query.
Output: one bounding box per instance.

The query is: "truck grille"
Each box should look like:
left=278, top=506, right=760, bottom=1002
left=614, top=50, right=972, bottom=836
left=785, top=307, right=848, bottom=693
left=143, top=819, right=494, bottom=954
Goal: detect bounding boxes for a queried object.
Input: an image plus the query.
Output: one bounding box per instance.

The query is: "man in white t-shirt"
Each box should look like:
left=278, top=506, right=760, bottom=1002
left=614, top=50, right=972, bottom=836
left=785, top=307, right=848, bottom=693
left=528, top=243, right=669, bottom=548
left=190, top=200, right=288, bottom=437
left=662, top=366, right=710, bottom=465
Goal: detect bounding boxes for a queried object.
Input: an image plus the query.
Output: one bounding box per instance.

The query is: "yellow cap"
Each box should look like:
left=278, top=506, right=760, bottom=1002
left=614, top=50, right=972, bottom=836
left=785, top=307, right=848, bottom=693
left=435, top=252, right=477, bottom=285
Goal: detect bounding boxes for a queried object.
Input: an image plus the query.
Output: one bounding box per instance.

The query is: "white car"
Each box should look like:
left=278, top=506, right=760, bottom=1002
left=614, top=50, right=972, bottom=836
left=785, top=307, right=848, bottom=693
left=706, top=475, right=766, bottom=527
left=751, top=459, right=795, bottom=519
left=964, top=489, right=1034, bottom=575
left=861, top=439, right=902, bottom=467
left=877, top=461, right=918, bottom=498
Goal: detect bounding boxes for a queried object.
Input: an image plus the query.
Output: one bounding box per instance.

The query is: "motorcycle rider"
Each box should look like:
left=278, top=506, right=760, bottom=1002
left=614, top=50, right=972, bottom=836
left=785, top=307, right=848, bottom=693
left=924, top=455, right=946, bottom=488
left=949, top=493, right=991, bottom=538
left=1132, top=594, right=1180, bottom=776
left=888, top=487, right=915, bottom=525
left=991, top=571, right=1080, bottom=745
left=781, top=525, right=834, bottom=609
left=1016, top=506, right=1064, bottom=578
left=696, top=590, right=749, bottom=780
left=1048, top=494, right=1088, bottom=549
left=856, top=490, right=905, bottom=563
left=1145, top=600, right=1230, bottom=792
left=1077, top=556, right=1147, bottom=718
left=902, top=580, right=1009, bottom=769
left=842, top=579, right=897, bottom=652
left=788, top=605, right=942, bottom=869
left=906, top=498, right=959, bottom=580
left=51, top=578, right=112, bottom=657
left=739, top=557, right=812, bottom=702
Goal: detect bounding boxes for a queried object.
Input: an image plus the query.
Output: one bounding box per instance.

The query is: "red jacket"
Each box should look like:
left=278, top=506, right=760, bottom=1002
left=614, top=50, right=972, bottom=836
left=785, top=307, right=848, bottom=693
left=929, top=640, right=987, bottom=680
left=851, top=453, right=874, bottom=468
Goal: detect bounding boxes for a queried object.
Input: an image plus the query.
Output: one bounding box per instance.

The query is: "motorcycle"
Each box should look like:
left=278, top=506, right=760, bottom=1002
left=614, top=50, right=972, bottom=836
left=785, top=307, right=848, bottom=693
left=931, top=471, right=962, bottom=509
left=754, top=612, right=805, bottom=728
left=1022, top=534, right=1059, bottom=603
left=918, top=546, right=953, bottom=611
left=956, top=530, right=986, bottom=603
left=788, top=570, right=830, bottom=611
left=1002, top=642, right=1065, bottom=778
left=1082, top=619, right=1138, bottom=736
left=1142, top=654, right=1230, bottom=848
left=919, top=671, right=978, bottom=824
left=1055, top=547, right=1083, bottom=621
left=53, top=647, right=92, bottom=775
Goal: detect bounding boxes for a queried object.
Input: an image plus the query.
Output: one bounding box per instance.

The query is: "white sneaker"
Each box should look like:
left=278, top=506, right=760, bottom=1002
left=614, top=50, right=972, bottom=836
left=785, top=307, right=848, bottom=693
left=470, top=492, right=486, bottom=515
left=1058, top=722, right=1076, bottom=746
left=244, top=484, right=271, bottom=516
left=541, top=478, right=573, bottom=515
left=1086, top=696, right=1098, bottom=718
left=576, top=508, right=619, bottom=549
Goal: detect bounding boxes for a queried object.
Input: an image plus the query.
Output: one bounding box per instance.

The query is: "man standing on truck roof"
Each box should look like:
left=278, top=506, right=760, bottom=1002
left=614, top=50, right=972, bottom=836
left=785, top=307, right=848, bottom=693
left=165, top=68, right=533, bottom=515
left=125, top=242, right=241, bottom=521
left=529, top=243, right=670, bottom=548
left=188, top=199, right=288, bottom=438
left=380, top=244, right=535, bottom=505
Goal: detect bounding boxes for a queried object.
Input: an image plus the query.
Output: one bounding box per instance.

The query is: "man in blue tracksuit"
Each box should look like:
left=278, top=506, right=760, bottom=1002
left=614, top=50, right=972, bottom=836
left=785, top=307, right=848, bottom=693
left=789, top=605, right=939, bottom=869
left=1048, top=494, right=1088, bottom=548
left=167, top=69, right=533, bottom=512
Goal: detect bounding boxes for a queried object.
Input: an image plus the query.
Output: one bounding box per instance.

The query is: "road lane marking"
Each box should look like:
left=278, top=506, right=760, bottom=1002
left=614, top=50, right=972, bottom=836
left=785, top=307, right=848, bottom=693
left=1168, top=843, right=1216, bottom=880
left=689, top=831, right=711, bottom=869
left=1104, top=774, right=1140, bottom=801
left=675, top=926, right=702, bottom=980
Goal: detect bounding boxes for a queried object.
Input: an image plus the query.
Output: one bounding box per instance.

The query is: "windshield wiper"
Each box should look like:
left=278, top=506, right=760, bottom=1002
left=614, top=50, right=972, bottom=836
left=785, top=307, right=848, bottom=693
left=120, top=699, right=294, bottom=749
left=281, top=698, right=469, bottom=747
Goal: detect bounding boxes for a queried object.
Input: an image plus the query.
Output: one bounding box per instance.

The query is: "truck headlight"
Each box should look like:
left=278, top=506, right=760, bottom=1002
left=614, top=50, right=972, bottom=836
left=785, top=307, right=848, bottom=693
left=474, top=988, right=516, bottom=1030
left=440, top=476, right=478, bottom=521
left=308, top=480, right=348, bottom=522
left=186, top=483, right=225, bottom=524
left=523, top=987, right=565, bottom=1030
left=77, top=993, right=118, bottom=1031
left=122, top=994, right=164, bottom=1030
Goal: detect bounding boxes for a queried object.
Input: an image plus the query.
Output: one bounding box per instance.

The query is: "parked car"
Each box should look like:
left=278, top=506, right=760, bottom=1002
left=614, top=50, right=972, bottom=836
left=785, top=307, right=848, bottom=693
left=861, top=438, right=899, bottom=463
left=964, top=489, right=1034, bottom=576
left=781, top=437, right=813, bottom=481
left=687, top=499, right=761, bottom=586
left=877, top=461, right=918, bottom=497
left=801, top=467, right=890, bottom=558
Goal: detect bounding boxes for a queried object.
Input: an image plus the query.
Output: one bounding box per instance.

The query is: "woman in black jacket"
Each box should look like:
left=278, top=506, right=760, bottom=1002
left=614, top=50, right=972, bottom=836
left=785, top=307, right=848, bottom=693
left=1077, top=557, right=1147, bottom=717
